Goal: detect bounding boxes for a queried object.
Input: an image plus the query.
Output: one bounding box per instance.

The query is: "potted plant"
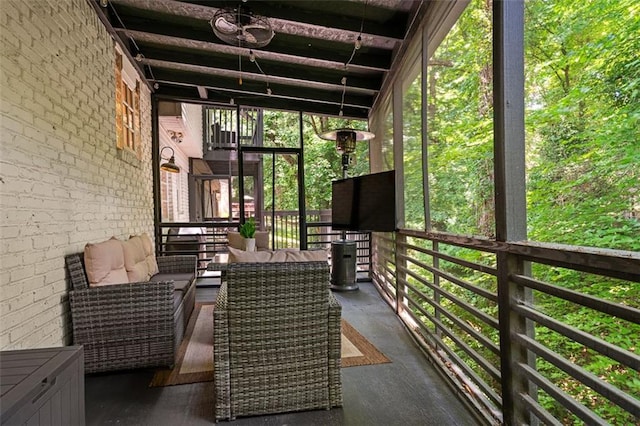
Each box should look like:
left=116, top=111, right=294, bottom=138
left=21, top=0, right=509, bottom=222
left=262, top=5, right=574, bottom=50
left=238, top=217, right=257, bottom=251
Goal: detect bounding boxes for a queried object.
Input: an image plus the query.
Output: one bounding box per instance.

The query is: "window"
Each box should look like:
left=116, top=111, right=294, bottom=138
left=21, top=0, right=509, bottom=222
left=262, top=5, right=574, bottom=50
left=115, top=50, right=141, bottom=158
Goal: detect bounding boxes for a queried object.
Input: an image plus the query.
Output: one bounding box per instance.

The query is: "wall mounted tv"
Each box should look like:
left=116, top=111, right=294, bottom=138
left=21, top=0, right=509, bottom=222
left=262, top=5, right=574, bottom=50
left=331, top=170, right=397, bottom=232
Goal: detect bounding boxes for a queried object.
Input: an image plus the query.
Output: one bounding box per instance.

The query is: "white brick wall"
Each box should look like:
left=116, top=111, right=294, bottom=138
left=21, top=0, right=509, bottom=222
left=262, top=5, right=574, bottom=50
left=0, top=0, right=155, bottom=349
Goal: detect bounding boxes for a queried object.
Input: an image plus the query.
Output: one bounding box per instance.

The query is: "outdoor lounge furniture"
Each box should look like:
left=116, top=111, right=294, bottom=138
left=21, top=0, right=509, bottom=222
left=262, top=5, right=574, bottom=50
left=65, top=235, right=196, bottom=374
left=213, top=261, right=342, bottom=421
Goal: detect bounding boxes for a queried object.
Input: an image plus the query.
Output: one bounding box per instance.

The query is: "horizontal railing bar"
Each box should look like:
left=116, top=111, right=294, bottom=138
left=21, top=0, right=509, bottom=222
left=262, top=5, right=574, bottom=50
left=513, top=303, right=640, bottom=371
left=400, top=253, right=498, bottom=303
left=511, top=274, right=640, bottom=324
left=402, top=307, right=503, bottom=407
left=373, top=275, right=397, bottom=302
left=398, top=264, right=500, bottom=330
left=378, top=263, right=396, bottom=283
left=400, top=269, right=500, bottom=353
left=375, top=233, right=396, bottom=245
left=398, top=266, right=500, bottom=342
left=398, top=239, right=498, bottom=276
left=399, top=229, right=640, bottom=282
left=403, top=293, right=502, bottom=383
left=514, top=333, right=640, bottom=417
left=517, top=363, right=608, bottom=426
left=518, top=393, right=563, bottom=426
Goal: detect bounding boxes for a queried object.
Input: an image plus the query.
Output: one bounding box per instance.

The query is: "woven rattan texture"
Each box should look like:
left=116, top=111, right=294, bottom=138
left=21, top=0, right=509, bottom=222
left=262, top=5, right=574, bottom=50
left=213, top=261, right=343, bottom=421
left=65, top=254, right=197, bottom=373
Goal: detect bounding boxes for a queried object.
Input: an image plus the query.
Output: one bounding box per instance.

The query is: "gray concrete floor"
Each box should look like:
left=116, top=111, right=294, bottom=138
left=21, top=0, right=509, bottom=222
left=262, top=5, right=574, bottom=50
left=84, top=282, right=481, bottom=425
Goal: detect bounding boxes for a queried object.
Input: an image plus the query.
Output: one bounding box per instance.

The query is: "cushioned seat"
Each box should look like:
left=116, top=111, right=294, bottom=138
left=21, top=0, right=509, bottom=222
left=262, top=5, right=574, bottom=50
left=150, top=273, right=195, bottom=291
left=65, top=233, right=197, bottom=374
left=213, top=256, right=342, bottom=421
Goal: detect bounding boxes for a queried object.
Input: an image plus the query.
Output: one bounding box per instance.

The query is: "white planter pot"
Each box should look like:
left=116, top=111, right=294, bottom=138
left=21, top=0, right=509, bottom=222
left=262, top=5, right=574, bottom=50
left=244, top=238, right=256, bottom=252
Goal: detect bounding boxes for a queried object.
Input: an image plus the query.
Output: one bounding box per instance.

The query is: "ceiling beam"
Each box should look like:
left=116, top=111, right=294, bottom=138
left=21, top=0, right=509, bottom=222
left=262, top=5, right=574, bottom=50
left=109, top=5, right=394, bottom=69
left=119, top=29, right=389, bottom=73
left=154, top=85, right=370, bottom=119
left=149, top=67, right=374, bottom=109
left=178, top=0, right=410, bottom=41
left=110, top=0, right=407, bottom=44
left=135, top=43, right=384, bottom=92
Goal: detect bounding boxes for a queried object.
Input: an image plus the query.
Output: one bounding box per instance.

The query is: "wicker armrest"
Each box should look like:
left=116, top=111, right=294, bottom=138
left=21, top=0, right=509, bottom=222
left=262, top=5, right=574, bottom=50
left=327, top=290, right=343, bottom=407
left=156, top=255, right=197, bottom=274
left=69, top=281, right=175, bottom=343
left=213, top=283, right=232, bottom=420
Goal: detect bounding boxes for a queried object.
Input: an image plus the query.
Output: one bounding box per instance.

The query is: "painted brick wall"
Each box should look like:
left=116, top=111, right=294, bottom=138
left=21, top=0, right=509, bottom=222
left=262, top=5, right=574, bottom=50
left=0, top=0, right=155, bottom=349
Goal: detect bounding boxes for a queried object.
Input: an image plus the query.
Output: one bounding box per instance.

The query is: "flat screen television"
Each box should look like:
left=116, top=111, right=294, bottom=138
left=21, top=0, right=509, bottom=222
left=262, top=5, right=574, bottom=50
left=331, top=170, right=397, bottom=232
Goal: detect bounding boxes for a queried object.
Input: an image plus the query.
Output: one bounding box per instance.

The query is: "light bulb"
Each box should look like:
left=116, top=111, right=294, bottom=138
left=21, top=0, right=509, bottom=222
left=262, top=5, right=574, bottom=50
left=230, top=98, right=235, bottom=105
left=266, top=87, right=272, bottom=95
left=135, top=53, right=143, bottom=62
left=100, top=0, right=108, bottom=7
left=249, top=50, right=255, bottom=62
left=339, top=109, right=344, bottom=116
left=153, top=82, right=159, bottom=89
left=355, top=36, right=362, bottom=50
left=341, top=76, right=347, bottom=85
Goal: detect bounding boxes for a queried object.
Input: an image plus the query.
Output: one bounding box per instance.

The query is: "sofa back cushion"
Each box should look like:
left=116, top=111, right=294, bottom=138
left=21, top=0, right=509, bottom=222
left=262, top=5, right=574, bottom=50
left=227, top=231, right=270, bottom=251
left=84, top=239, right=129, bottom=286
left=139, top=233, right=159, bottom=276
left=227, top=247, right=287, bottom=263
left=227, top=247, right=328, bottom=263
left=122, top=235, right=151, bottom=282
left=283, top=249, right=328, bottom=263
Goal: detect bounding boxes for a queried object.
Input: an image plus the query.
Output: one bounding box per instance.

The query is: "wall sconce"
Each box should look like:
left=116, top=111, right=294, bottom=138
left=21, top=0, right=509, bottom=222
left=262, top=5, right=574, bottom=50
left=169, top=131, right=183, bottom=144
left=160, top=146, right=180, bottom=173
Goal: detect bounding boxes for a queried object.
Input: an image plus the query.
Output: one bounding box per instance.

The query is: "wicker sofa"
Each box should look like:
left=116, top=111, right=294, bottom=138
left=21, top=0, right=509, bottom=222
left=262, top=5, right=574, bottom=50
left=65, top=234, right=196, bottom=373
left=213, top=260, right=342, bottom=421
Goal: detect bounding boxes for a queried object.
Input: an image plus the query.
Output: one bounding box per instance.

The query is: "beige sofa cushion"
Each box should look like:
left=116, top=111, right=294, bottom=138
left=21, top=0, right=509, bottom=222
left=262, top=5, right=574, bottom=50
left=139, top=233, right=159, bottom=276
left=122, top=235, right=150, bottom=282
left=284, top=249, right=329, bottom=262
left=228, top=231, right=270, bottom=250
left=255, top=231, right=269, bottom=250
left=84, top=239, right=129, bottom=287
left=228, top=247, right=287, bottom=263
left=227, top=247, right=328, bottom=263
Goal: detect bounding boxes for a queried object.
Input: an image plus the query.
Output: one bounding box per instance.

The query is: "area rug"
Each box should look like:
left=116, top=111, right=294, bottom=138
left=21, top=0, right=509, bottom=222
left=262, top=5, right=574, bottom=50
left=150, top=303, right=390, bottom=387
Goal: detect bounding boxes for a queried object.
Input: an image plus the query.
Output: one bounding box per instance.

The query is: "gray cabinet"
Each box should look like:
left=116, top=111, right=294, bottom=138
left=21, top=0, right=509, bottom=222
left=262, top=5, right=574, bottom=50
left=1, top=346, right=84, bottom=425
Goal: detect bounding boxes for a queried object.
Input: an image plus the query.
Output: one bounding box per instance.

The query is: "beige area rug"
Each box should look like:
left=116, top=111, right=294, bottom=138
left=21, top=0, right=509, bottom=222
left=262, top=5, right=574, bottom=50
left=150, top=303, right=390, bottom=387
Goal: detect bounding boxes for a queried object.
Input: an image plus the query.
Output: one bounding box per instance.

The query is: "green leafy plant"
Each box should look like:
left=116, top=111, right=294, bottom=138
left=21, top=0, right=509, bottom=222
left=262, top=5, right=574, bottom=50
left=239, top=217, right=256, bottom=239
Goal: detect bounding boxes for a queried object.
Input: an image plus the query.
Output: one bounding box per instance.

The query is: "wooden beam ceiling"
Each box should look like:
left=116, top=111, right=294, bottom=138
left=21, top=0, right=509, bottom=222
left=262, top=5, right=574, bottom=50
left=94, top=0, right=422, bottom=118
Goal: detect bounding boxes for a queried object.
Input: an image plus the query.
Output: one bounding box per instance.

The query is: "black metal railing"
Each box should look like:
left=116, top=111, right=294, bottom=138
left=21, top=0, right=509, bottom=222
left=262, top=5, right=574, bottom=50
left=157, top=210, right=372, bottom=277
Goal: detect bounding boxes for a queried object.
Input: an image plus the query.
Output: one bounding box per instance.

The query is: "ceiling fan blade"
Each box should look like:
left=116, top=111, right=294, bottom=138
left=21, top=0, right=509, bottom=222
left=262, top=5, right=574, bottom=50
left=243, top=26, right=274, bottom=44
left=215, top=16, right=239, bottom=35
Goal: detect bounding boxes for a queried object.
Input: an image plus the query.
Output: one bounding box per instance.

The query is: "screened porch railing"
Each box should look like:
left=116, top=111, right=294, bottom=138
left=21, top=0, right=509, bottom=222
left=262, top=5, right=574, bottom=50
left=156, top=210, right=371, bottom=276
left=372, top=229, right=639, bottom=425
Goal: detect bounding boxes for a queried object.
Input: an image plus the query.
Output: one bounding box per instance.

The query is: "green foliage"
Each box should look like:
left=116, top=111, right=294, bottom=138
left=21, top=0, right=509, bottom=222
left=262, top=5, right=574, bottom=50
left=399, top=0, right=639, bottom=423
left=239, top=217, right=256, bottom=239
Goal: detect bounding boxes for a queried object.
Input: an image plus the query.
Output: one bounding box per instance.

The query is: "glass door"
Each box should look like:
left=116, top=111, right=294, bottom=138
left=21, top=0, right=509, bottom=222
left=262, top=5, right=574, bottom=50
left=238, top=146, right=306, bottom=250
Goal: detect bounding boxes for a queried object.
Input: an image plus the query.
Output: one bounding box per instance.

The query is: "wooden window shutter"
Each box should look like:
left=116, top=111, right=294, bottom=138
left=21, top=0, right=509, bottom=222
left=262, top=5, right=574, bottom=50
left=133, top=81, right=141, bottom=158
left=115, top=52, right=124, bottom=150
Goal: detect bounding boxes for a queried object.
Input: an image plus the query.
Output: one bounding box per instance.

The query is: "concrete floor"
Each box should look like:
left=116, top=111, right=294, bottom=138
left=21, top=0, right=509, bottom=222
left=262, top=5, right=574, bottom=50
left=84, top=282, right=481, bottom=425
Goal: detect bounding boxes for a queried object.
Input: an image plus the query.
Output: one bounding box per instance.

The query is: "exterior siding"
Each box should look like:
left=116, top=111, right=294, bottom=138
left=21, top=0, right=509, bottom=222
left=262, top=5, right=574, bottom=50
left=0, top=0, right=154, bottom=349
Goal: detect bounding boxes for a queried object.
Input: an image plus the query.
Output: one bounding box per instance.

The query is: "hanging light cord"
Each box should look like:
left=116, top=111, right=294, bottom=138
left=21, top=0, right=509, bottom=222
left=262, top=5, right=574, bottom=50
left=249, top=50, right=272, bottom=95
left=340, top=0, right=368, bottom=116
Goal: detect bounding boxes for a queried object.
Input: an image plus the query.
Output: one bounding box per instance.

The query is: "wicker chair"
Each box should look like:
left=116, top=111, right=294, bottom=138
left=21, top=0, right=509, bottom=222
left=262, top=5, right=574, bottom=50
left=65, top=254, right=197, bottom=373
left=214, top=261, right=343, bottom=421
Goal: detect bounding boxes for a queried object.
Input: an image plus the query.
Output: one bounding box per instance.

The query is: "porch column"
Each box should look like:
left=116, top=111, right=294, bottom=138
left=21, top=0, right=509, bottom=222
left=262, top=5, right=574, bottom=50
left=493, top=1, right=530, bottom=425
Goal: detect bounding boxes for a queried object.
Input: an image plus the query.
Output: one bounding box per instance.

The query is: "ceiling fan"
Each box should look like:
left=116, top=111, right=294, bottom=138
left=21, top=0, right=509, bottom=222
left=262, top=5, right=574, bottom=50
left=210, top=5, right=274, bottom=49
